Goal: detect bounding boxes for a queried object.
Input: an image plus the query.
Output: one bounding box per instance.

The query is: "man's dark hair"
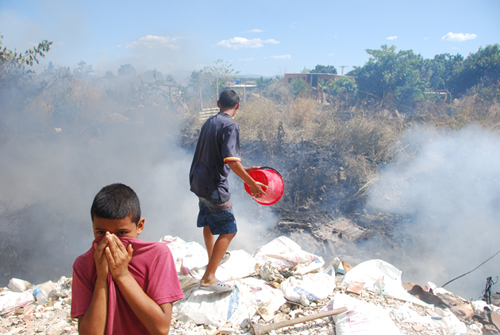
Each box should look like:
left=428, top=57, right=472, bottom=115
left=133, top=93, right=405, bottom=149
left=90, top=183, right=141, bottom=224
left=219, top=89, right=240, bottom=108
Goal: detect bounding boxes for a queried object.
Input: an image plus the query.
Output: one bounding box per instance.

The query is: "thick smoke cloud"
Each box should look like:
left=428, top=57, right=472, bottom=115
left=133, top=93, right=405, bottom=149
left=367, top=126, right=500, bottom=299
left=0, top=74, right=277, bottom=287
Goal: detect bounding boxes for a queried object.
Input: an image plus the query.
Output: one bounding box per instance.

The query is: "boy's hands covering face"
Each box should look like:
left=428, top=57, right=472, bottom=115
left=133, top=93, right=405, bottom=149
left=93, top=237, right=109, bottom=280
left=104, top=232, right=133, bottom=281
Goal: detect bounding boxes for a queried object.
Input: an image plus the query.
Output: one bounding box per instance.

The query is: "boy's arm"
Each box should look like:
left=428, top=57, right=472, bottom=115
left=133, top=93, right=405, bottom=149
left=106, top=233, right=172, bottom=335
left=78, top=239, right=109, bottom=335
left=226, top=161, right=267, bottom=198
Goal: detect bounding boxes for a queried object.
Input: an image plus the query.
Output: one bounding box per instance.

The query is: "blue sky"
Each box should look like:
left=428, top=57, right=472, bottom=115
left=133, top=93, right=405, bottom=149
left=1, top=0, right=499, bottom=81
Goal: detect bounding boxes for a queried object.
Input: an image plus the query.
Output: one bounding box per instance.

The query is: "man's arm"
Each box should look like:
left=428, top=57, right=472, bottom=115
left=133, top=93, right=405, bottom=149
left=105, top=233, right=172, bottom=335
left=78, top=239, right=109, bottom=335
left=226, top=161, right=267, bottom=198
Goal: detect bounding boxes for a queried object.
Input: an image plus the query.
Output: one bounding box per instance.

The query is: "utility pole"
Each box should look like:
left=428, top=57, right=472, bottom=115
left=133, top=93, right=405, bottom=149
left=339, top=66, right=349, bottom=76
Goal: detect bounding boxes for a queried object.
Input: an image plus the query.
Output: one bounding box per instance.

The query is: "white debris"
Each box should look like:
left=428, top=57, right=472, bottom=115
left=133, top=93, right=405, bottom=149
left=1, top=236, right=498, bottom=335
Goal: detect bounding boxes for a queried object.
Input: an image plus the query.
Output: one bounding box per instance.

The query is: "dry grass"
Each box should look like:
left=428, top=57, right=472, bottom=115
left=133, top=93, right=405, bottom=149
left=235, top=90, right=500, bottom=201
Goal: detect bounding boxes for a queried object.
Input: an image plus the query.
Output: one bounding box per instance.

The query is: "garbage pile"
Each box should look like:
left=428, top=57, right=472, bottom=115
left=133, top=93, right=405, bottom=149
left=0, top=276, right=76, bottom=334
left=1, top=235, right=499, bottom=335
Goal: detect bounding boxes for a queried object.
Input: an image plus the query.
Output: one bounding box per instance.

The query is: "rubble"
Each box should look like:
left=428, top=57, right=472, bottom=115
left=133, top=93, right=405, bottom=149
left=1, top=236, right=499, bottom=335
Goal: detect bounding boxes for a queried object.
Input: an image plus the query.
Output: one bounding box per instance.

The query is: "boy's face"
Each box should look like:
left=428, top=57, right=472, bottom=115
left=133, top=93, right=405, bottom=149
left=92, top=215, right=144, bottom=239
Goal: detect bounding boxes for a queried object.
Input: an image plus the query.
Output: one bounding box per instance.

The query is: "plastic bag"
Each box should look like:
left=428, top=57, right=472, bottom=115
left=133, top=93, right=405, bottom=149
left=254, top=236, right=324, bottom=274
left=160, top=235, right=208, bottom=274
left=0, top=291, right=35, bottom=315
left=8, top=278, right=32, bottom=292
left=175, top=283, right=255, bottom=327
left=279, top=272, right=336, bottom=305
left=342, top=259, right=427, bottom=306
left=239, top=277, right=286, bottom=321
left=329, top=293, right=401, bottom=335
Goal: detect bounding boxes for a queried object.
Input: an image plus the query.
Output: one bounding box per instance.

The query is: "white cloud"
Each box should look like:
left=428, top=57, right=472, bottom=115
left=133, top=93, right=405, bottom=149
left=238, top=58, right=254, bottom=61
left=387, top=36, right=398, bottom=40
left=442, top=32, right=477, bottom=42
left=271, top=54, right=291, bottom=59
left=126, top=35, right=180, bottom=50
left=328, top=53, right=335, bottom=57
left=247, top=29, right=264, bottom=33
left=215, top=37, right=279, bottom=49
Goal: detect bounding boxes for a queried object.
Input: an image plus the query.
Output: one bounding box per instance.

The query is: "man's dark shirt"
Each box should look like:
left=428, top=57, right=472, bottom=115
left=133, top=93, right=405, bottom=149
left=189, top=112, right=241, bottom=202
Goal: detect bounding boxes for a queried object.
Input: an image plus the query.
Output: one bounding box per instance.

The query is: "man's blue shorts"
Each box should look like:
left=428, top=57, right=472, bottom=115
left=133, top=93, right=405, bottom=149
left=197, top=191, right=237, bottom=235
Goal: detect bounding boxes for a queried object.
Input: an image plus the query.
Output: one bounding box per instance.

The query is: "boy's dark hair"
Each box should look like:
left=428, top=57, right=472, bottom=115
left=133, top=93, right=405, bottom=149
left=219, top=89, right=240, bottom=108
left=90, top=183, right=141, bottom=224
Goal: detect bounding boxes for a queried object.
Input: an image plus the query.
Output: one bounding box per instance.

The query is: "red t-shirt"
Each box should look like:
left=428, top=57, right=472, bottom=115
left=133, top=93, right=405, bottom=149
left=71, top=237, right=184, bottom=335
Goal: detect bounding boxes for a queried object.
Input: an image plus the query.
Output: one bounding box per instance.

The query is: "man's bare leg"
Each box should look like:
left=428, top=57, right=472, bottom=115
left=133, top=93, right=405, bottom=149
left=203, top=226, right=214, bottom=259
left=200, top=232, right=236, bottom=287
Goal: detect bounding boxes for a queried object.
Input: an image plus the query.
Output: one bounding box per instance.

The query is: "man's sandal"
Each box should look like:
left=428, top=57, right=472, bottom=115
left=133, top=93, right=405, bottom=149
left=199, top=280, right=233, bottom=292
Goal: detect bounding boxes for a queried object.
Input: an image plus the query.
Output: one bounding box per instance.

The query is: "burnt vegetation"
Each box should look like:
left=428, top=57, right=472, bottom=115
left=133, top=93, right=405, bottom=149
left=1, top=35, right=499, bottom=283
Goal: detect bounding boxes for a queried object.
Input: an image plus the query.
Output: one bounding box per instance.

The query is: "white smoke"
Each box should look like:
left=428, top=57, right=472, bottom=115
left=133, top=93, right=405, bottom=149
left=0, top=73, right=277, bottom=286
left=367, top=125, right=500, bottom=299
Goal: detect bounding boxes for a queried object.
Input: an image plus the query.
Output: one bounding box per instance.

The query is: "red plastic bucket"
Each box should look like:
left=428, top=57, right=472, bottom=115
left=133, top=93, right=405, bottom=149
left=244, top=167, right=284, bottom=205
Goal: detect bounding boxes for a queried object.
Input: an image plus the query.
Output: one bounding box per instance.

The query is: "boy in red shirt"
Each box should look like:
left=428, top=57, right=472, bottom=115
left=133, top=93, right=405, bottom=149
left=71, top=183, right=183, bottom=335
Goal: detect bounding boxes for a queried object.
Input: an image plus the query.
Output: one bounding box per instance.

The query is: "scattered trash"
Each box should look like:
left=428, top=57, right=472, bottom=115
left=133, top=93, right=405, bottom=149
left=342, top=259, right=428, bottom=306
left=279, top=272, right=336, bottom=305
left=1, top=235, right=499, bottom=335
left=0, top=291, right=35, bottom=315
left=331, top=293, right=401, bottom=335
left=33, top=288, right=47, bottom=305
left=346, top=281, right=364, bottom=295
left=254, top=236, right=325, bottom=275
left=251, top=306, right=347, bottom=335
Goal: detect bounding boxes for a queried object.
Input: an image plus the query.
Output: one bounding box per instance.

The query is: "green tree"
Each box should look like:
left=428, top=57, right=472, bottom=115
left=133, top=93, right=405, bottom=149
left=328, top=77, right=358, bottom=105
left=118, top=64, right=136, bottom=76
left=290, top=78, right=309, bottom=98
left=1, top=34, right=52, bottom=87
left=311, top=64, right=337, bottom=74
left=256, top=76, right=274, bottom=98
left=204, top=59, right=240, bottom=99
left=73, top=61, right=94, bottom=77
left=0, top=34, right=52, bottom=67
left=314, top=79, right=332, bottom=103
left=352, top=45, right=426, bottom=109
left=454, top=44, right=500, bottom=96
left=188, top=69, right=216, bottom=108
left=426, top=53, right=464, bottom=98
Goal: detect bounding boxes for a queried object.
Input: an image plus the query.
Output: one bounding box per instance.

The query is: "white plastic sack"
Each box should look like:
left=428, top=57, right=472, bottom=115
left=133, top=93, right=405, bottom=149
left=253, top=236, right=324, bottom=274
left=238, top=277, right=286, bottom=322
left=279, top=272, right=336, bottom=305
left=186, top=249, right=258, bottom=280
left=342, top=259, right=427, bottom=306
left=8, top=278, right=32, bottom=292
left=0, top=291, right=35, bottom=314
left=175, top=283, right=255, bottom=327
left=329, top=293, right=401, bottom=335
left=160, top=235, right=208, bottom=274
left=161, top=236, right=257, bottom=290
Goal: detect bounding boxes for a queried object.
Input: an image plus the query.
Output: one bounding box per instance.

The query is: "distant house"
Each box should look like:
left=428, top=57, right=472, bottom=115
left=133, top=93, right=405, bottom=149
left=225, top=80, right=257, bottom=104
left=284, top=73, right=352, bottom=88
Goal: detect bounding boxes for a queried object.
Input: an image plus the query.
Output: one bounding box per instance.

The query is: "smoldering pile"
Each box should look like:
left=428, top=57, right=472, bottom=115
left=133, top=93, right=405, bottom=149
left=1, top=235, right=499, bottom=335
